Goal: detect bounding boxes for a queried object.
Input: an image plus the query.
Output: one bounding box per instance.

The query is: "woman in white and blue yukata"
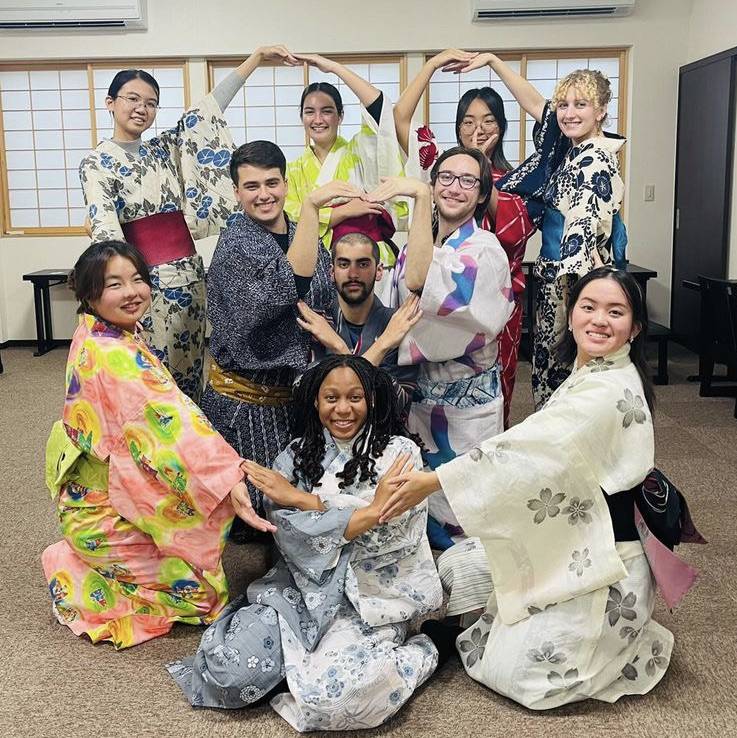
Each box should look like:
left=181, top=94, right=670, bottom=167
left=167, top=355, right=442, bottom=732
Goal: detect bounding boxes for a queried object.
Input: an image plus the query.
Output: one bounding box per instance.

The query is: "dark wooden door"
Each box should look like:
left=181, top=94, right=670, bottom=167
left=671, top=54, right=736, bottom=348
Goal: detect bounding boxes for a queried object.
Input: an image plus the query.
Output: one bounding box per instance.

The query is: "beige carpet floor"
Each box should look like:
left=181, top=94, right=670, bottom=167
left=0, top=343, right=734, bottom=738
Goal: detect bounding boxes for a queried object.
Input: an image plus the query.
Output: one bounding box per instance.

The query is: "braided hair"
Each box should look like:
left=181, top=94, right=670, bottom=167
left=290, top=355, right=422, bottom=490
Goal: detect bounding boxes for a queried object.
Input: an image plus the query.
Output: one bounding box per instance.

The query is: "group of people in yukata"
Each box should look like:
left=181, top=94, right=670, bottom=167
left=41, top=44, right=704, bottom=733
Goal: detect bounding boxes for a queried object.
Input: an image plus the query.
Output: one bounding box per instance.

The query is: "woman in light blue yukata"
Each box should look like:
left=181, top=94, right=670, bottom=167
left=166, top=355, right=442, bottom=732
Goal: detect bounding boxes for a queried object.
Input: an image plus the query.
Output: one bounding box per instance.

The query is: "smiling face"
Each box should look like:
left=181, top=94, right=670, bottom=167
left=570, top=277, right=639, bottom=365
left=458, top=97, right=500, bottom=152
left=105, top=78, right=158, bottom=141
left=233, top=164, right=287, bottom=230
left=555, top=86, right=605, bottom=145
left=89, top=254, right=151, bottom=332
left=301, top=91, right=342, bottom=148
left=432, top=153, right=484, bottom=226
left=316, top=366, right=368, bottom=440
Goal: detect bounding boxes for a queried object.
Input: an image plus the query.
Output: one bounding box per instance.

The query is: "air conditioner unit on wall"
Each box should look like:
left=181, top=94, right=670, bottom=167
left=0, top=0, right=147, bottom=30
left=472, top=0, right=635, bottom=21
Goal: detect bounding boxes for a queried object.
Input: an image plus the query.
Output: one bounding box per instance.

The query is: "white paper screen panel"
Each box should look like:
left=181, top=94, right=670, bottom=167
left=212, top=60, right=401, bottom=163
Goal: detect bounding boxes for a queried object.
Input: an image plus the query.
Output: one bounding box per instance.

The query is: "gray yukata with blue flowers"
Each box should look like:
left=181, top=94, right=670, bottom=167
left=167, top=434, right=442, bottom=732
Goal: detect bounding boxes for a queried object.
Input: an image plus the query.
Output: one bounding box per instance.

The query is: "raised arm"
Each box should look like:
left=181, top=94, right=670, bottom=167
left=446, top=52, right=546, bottom=123
left=212, top=45, right=299, bottom=112
left=288, top=179, right=365, bottom=277
left=394, top=49, right=478, bottom=155
left=295, top=53, right=380, bottom=108
left=366, top=176, right=434, bottom=292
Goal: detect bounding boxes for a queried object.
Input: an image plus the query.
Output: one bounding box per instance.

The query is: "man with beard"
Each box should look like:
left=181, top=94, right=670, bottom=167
left=296, top=230, right=420, bottom=412
left=203, top=140, right=361, bottom=541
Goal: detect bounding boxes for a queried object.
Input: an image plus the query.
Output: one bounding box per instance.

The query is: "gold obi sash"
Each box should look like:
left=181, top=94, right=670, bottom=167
left=208, top=361, right=292, bottom=407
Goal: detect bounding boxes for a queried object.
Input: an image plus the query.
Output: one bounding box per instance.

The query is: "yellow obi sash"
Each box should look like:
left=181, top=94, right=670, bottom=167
left=208, top=361, right=292, bottom=407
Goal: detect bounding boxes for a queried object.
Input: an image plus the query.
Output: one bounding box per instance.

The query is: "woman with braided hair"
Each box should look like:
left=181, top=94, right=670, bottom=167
left=167, top=355, right=442, bottom=731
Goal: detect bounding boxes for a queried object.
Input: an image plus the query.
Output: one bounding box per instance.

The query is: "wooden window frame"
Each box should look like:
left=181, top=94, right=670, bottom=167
left=0, top=57, right=189, bottom=237
left=207, top=53, right=406, bottom=149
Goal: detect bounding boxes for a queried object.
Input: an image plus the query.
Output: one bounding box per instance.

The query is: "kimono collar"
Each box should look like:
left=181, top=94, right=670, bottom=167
left=571, top=343, right=632, bottom=376
left=570, top=133, right=626, bottom=159
left=81, top=311, right=145, bottom=340
left=439, top=217, right=478, bottom=250
left=307, top=135, right=349, bottom=162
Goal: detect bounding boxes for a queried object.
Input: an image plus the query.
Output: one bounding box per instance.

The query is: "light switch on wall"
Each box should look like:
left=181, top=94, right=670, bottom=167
left=644, top=184, right=655, bottom=201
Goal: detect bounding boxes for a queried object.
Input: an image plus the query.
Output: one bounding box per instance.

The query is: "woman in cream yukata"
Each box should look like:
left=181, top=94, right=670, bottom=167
left=284, top=53, right=405, bottom=267
left=42, top=241, right=273, bottom=649
left=79, top=46, right=300, bottom=400
left=380, top=268, right=696, bottom=710
left=167, top=356, right=442, bottom=732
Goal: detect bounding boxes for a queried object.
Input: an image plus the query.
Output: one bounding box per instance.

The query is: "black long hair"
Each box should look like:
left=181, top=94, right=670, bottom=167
left=556, top=266, right=655, bottom=412
left=70, top=240, right=151, bottom=315
left=455, top=87, right=512, bottom=171
left=289, top=355, right=422, bottom=490
left=430, top=145, right=492, bottom=229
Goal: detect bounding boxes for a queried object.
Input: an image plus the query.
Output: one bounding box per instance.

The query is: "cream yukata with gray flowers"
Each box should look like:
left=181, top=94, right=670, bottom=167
left=434, top=343, right=673, bottom=709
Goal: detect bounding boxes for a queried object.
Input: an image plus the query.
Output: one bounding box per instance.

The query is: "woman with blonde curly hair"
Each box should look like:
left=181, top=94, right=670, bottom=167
left=443, top=55, right=627, bottom=407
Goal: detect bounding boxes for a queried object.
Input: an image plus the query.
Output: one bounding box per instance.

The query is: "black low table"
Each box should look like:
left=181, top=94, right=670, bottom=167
left=22, top=269, right=73, bottom=356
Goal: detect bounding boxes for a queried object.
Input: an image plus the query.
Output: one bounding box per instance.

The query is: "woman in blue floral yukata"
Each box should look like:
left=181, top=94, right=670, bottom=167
left=442, top=54, right=627, bottom=408
left=79, top=45, right=300, bottom=400
left=167, top=355, right=442, bottom=732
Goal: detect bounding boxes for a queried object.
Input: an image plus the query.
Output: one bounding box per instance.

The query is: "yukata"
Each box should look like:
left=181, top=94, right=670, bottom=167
left=498, top=103, right=626, bottom=407
left=80, top=92, right=239, bottom=400
left=394, top=217, right=513, bottom=550
left=42, top=313, right=242, bottom=649
left=434, top=344, right=682, bottom=708
left=167, top=434, right=442, bottom=732
left=285, top=94, right=406, bottom=264
left=202, top=214, right=335, bottom=529
left=408, top=125, right=536, bottom=426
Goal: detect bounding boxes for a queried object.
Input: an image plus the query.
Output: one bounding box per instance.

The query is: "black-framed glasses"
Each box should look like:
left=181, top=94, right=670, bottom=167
left=115, top=94, right=159, bottom=112
left=436, top=171, right=481, bottom=189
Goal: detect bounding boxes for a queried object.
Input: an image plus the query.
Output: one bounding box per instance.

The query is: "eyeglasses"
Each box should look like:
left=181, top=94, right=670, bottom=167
left=460, top=118, right=498, bottom=132
left=115, top=94, right=159, bottom=112
left=436, top=171, right=481, bottom=189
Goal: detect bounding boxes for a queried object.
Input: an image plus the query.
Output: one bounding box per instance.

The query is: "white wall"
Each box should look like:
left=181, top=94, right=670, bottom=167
left=0, top=0, right=696, bottom=341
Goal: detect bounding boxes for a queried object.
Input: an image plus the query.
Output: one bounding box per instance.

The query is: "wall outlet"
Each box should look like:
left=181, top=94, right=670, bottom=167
left=644, top=184, right=655, bottom=201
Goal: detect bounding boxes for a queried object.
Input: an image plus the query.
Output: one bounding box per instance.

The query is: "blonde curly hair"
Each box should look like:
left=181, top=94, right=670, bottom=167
left=552, top=69, right=612, bottom=128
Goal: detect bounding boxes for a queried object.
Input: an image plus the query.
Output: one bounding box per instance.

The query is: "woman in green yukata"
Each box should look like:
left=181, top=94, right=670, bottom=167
left=80, top=45, right=300, bottom=400
left=284, top=53, right=405, bottom=265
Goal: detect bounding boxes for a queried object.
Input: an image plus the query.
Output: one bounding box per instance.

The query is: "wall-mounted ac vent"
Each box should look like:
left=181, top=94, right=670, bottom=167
left=0, top=1, right=147, bottom=31
left=472, top=0, right=635, bottom=21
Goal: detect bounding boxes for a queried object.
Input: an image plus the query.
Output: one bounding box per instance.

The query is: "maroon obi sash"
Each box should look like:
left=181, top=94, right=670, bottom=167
left=122, top=210, right=196, bottom=267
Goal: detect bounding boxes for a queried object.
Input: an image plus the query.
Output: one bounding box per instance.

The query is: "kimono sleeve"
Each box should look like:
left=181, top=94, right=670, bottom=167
left=79, top=153, right=125, bottom=242
left=350, top=438, right=427, bottom=565
left=265, top=446, right=354, bottom=584
left=156, top=93, right=238, bottom=240
left=494, top=188, right=535, bottom=275
left=400, top=231, right=514, bottom=364
left=558, top=147, right=625, bottom=275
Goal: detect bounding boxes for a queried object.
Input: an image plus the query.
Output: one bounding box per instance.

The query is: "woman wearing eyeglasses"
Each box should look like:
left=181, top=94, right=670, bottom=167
left=79, top=46, right=299, bottom=401
left=394, top=50, right=535, bottom=428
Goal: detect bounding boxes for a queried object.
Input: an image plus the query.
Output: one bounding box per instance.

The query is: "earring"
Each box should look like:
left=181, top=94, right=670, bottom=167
left=628, top=336, right=634, bottom=343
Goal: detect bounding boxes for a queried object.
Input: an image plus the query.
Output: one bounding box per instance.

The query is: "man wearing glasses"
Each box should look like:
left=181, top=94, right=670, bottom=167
left=364, top=146, right=513, bottom=613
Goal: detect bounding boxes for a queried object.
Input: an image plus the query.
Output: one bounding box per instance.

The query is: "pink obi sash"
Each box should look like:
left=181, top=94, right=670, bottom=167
left=122, top=211, right=196, bottom=267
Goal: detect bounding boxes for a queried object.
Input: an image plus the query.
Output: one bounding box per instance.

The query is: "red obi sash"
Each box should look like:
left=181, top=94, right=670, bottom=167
left=122, top=210, right=196, bottom=267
